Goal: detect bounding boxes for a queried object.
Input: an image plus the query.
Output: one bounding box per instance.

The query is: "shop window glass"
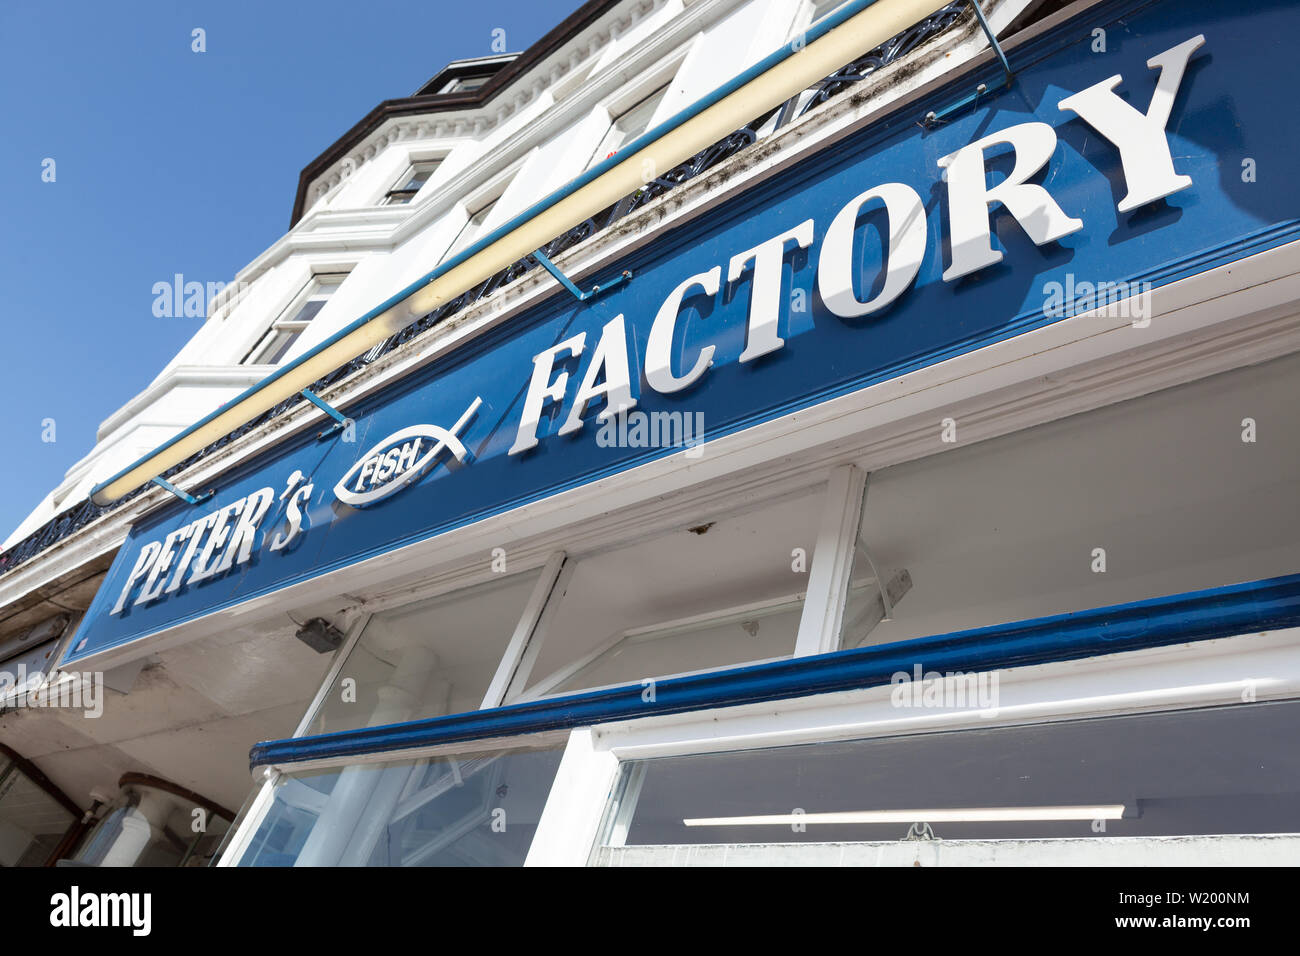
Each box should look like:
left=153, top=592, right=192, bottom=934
left=846, top=353, right=1300, bottom=649
left=587, top=84, right=669, bottom=169
left=238, top=743, right=564, bottom=867
left=601, top=699, right=1300, bottom=851
left=0, top=760, right=76, bottom=866
left=69, top=781, right=233, bottom=867
left=380, top=161, right=440, bottom=206
left=519, top=485, right=826, bottom=700
left=304, top=568, right=543, bottom=736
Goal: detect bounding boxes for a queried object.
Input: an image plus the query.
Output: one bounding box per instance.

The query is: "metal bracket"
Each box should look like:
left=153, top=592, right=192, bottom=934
left=902, top=821, right=938, bottom=842
left=150, top=476, right=213, bottom=506
left=532, top=248, right=632, bottom=302
left=924, top=0, right=1014, bottom=127
left=855, top=541, right=895, bottom=622
left=300, top=388, right=351, bottom=440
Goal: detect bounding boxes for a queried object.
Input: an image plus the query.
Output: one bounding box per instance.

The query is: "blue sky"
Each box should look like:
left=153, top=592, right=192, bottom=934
left=0, top=0, right=559, bottom=541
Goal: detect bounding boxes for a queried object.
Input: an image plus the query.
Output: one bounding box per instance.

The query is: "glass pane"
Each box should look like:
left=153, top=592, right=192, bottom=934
left=279, top=273, right=345, bottom=326
left=70, top=785, right=232, bottom=868
left=71, top=804, right=133, bottom=866
left=384, top=162, right=439, bottom=205
left=239, top=744, right=564, bottom=866
left=588, top=84, right=668, bottom=168
left=547, top=597, right=804, bottom=696
left=521, top=485, right=825, bottom=699
left=251, top=328, right=302, bottom=365
left=287, top=297, right=328, bottom=324
left=443, top=197, right=500, bottom=261
left=0, top=763, right=74, bottom=866
left=809, top=0, right=846, bottom=25
left=439, top=75, right=490, bottom=94
left=843, top=353, right=1300, bottom=649
left=304, top=568, right=542, bottom=735
left=608, top=700, right=1300, bottom=847
left=399, top=163, right=437, bottom=191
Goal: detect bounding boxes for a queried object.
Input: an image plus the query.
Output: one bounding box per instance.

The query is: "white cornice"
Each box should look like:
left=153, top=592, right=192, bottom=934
left=301, top=0, right=678, bottom=206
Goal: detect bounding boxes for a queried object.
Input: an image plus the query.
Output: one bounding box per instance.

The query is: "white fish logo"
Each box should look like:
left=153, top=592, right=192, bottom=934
left=334, top=396, right=481, bottom=507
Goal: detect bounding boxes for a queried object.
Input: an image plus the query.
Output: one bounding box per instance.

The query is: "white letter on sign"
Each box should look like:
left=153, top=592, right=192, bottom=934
left=559, top=315, right=638, bottom=436
left=215, top=486, right=275, bottom=574
left=135, top=525, right=195, bottom=606
left=510, top=333, right=586, bottom=455
left=728, top=220, right=814, bottom=363
left=111, top=541, right=162, bottom=615
left=645, top=267, right=722, bottom=394
left=1057, top=34, right=1205, bottom=212
left=818, top=182, right=927, bottom=318
left=939, top=122, right=1083, bottom=281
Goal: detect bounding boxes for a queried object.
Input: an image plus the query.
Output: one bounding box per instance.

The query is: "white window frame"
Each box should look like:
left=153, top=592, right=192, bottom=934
left=585, top=81, right=672, bottom=170
left=243, top=271, right=350, bottom=366
left=215, top=410, right=1300, bottom=867
left=217, top=463, right=855, bottom=865
left=804, top=0, right=849, bottom=32
left=218, top=627, right=1300, bottom=866
left=437, top=73, right=493, bottom=95
left=528, top=627, right=1300, bottom=865
left=377, top=159, right=442, bottom=206
left=440, top=156, right=522, bottom=263
left=284, top=462, right=852, bottom=740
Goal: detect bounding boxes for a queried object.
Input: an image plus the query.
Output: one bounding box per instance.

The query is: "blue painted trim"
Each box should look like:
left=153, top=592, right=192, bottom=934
left=531, top=249, right=632, bottom=302
left=299, top=388, right=351, bottom=439
left=149, top=477, right=212, bottom=507
left=531, top=248, right=588, bottom=301
left=250, top=572, right=1300, bottom=769
left=926, top=0, right=1013, bottom=124
left=87, top=0, right=889, bottom=507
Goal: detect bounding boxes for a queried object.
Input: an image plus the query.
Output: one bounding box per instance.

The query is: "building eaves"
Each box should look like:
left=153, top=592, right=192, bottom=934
left=289, top=0, right=622, bottom=228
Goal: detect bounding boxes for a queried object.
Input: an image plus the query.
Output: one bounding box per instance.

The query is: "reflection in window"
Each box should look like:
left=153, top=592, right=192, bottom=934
left=0, top=756, right=77, bottom=866
left=305, top=568, right=543, bottom=736
left=602, top=700, right=1300, bottom=850
left=438, top=74, right=492, bottom=94
left=239, top=744, right=564, bottom=866
left=587, top=84, right=669, bottom=169
left=69, top=776, right=233, bottom=867
left=443, top=196, right=502, bottom=261
left=245, top=273, right=348, bottom=365
left=518, top=485, right=825, bottom=700
left=849, top=352, right=1300, bottom=647
left=380, top=161, right=440, bottom=206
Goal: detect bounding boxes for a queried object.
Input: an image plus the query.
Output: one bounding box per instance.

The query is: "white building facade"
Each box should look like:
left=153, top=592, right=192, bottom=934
left=1, top=0, right=1298, bottom=867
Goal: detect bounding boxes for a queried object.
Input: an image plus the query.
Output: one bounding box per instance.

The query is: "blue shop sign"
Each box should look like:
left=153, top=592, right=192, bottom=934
left=67, top=0, right=1300, bottom=662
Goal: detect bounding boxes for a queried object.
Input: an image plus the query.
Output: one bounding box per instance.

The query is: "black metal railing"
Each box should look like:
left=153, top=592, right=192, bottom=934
left=0, top=2, right=967, bottom=578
